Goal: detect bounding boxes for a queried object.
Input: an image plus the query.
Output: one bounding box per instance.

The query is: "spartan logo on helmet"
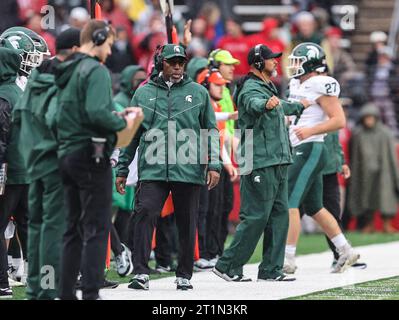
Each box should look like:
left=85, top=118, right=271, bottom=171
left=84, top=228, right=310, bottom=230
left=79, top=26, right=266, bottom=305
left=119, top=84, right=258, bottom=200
left=305, top=45, right=320, bottom=59
left=3, top=26, right=50, bottom=56
left=174, top=46, right=181, bottom=53
left=0, top=27, right=49, bottom=76
left=287, top=42, right=326, bottom=79
left=0, top=31, right=38, bottom=76
left=7, top=36, right=23, bottom=49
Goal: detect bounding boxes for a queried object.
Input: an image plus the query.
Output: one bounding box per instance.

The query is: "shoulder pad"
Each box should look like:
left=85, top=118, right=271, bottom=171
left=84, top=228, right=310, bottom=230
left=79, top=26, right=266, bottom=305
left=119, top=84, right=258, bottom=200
left=308, top=75, right=340, bottom=97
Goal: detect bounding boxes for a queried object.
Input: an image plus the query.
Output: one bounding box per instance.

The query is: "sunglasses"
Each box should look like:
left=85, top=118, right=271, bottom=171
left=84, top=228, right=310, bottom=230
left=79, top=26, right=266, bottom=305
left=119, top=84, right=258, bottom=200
left=164, top=58, right=186, bottom=66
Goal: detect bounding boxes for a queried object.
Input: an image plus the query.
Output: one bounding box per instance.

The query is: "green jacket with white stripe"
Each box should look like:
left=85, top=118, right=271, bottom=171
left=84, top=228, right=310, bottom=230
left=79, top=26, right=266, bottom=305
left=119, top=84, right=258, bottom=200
left=116, top=74, right=221, bottom=185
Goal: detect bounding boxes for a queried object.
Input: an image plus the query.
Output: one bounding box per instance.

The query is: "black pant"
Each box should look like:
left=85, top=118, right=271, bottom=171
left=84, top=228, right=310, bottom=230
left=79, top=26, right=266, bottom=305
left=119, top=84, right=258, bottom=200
left=154, top=214, right=175, bottom=267
left=198, top=168, right=233, bottom=260
left=110, top=224, right=123, bottom=256
left=323, top=173, right=342, bottom=260
left=114, top=208, right=131, bottom=245
left=132, top=181, right=200, bottom=279
left=205, top=172, right=225, bottom=260
left=8, top=236, right=21, bottom=258
left=0, top=184, right=29, bottom=288
left=58, top=148, right=112, bottom=300
left=154, top=214, right=176, bottom=267
left=198, top=185, right=209, bottom=259
left=127, top=209, right=176, bottom=266
left=219, top=168, right=234, bottom=256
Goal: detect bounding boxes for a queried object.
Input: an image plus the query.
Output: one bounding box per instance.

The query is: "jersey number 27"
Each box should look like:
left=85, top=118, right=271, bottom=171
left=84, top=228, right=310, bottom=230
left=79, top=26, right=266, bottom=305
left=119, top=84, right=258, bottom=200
left=325, top=82, right=337, bottom=94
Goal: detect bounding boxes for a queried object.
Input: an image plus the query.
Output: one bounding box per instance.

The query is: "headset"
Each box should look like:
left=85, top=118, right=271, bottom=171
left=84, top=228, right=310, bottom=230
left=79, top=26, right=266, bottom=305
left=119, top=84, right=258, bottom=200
left=92, top=22, right=111, bottom=46
left=200, top=69, right=211, bottom=89
left=208, top=49, right=222, bottom=69
left=200, top=67, right=219, bottom=89
left=253, top=44, right=264, bottom=71
left=146, top=44, right=166, bottom=133
left=153, top=45, right=166, bottom=71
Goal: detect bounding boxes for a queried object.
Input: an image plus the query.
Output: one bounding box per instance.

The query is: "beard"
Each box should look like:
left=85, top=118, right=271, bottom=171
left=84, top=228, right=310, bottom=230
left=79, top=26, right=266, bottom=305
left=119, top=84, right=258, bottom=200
left=264, top=67, right=277, bottom=78
left=169, top=75, right=183, bottom=84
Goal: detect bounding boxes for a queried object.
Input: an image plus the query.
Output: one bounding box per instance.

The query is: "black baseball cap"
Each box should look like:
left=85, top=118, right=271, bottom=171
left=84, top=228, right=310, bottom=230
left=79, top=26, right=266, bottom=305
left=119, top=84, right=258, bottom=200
left=56, top=27, right=81, bottom=52
left=247, top=44, right=282, bottom=66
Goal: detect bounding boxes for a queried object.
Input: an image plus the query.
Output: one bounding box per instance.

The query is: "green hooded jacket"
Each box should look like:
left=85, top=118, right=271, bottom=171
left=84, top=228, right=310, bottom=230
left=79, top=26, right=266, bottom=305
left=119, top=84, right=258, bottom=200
left=55, top=53, right=127, bottom=159
left=116, top=74, right=221, bottom=185
left=0, top=47, right=25, bottom=184
left=113, top=65, right=144, bottom=110
left=323, top=131, right=344, bottom=175
left=13, top=67, right=59, bottom=181
left=186, top=57, right=208, bottom=81
left=234, top=73, right=304, bottom=174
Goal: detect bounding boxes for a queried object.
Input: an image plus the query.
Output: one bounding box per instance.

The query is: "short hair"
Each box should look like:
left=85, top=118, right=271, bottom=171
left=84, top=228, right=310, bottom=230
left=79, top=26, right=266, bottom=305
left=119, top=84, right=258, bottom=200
left=80, top=19, right=115, bottom=45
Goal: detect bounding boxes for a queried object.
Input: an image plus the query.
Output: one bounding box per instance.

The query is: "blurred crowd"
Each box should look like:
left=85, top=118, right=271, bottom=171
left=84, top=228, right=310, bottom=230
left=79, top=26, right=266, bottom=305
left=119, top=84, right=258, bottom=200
left=1, top=0, right=398, bottom=233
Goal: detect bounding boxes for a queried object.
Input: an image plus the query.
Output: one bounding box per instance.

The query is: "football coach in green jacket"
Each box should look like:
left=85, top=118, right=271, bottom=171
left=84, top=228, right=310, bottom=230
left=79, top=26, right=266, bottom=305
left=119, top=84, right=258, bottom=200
left=213, top=44, right=310, bottom=282
left=55, top=20, right=141, bottom=300
left=14, top=28, right=81, bottom=300
left=115, top=44, right=221, bottom=291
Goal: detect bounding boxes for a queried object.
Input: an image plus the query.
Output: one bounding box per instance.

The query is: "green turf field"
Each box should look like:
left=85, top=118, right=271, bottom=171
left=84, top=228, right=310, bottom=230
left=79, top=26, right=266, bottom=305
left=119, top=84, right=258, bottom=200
left=9, top=232, right=399, bottom=300
left=288, top=276, right=399, bottom=300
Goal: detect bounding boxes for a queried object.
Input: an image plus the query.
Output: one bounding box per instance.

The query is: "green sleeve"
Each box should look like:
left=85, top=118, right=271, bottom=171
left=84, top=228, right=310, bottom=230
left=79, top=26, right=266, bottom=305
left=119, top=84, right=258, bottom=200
left=85, top=67, right=127, bottom=132
left=116, top=93, right=144, bottom=177
left=116, top=125, right=144, bottom=178
left=200, top=92, right=221, bottom=173
left=280, top=100, right=304, bottom=116
left=45, top=94, right=59, bottom=138
left=113, top=101, right=125, bottom=113
left=240, top=89, right=269, bottom=117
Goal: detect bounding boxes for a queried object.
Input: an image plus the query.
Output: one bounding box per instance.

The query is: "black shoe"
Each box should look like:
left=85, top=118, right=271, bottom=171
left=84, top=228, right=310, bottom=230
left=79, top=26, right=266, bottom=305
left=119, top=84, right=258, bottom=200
left=102, top=279, right=119, bottom=289
left=149, top=268, right=161, bottom=275
left=351, top=262, right=367, bottom=269
left=0, top=287, right=12, bottom=299
left=212, top=267, right=252, bottom=282
left=257, top=274, right=296, bottom=282
left=156, top=264, right=176, bottom=273
left=75, top=275, right=118, bottom=290
left=176, top=277, right=193, bottom=290
left=128, top=274, right=149, bottom=290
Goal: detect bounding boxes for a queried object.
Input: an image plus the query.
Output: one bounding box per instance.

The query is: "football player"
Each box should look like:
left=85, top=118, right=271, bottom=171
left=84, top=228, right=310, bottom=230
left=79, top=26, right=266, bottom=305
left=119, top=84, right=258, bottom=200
left=283, top=42, right=360, bottom=274
left=0, top=27, right=48, bottom=296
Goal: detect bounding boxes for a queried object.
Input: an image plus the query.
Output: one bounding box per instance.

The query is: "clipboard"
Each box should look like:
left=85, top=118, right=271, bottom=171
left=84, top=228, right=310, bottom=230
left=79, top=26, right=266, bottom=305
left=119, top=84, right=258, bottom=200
left=116, top=112, right=143, bottom=148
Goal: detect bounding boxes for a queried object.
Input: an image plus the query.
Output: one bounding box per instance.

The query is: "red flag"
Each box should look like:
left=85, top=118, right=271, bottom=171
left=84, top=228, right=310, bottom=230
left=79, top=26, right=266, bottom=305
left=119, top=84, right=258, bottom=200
left=106, top=233, right=111, bottom=270
left=172, top=26, right=179, bottom=44
left=90, top=0, right=102, bottom=20
left=95, top=3, right=102, bottom=20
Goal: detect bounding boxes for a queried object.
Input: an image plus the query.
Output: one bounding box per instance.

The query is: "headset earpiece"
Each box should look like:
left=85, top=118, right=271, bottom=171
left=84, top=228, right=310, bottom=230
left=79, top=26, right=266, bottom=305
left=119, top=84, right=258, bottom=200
left=154, top=45, right=165, bottom=71
left=201, top=70, right=210, bottom=89
left=92, top=23, right=110, bottom=46
left=208, top=49, right=221, bottom=69
left=201, top=67, right=219, bottom=89
left=254, top=44, right=264, bottom=71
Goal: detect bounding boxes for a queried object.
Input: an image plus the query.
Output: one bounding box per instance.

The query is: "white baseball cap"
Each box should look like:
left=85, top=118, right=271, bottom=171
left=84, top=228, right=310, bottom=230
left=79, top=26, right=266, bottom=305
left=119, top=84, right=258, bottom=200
left=370, top=31, right=387, bottom=43
left=70, top=7, right=89, bottom=22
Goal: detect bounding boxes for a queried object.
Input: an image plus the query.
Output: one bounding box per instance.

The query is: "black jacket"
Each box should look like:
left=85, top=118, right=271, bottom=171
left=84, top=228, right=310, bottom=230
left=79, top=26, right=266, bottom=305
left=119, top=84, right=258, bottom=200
left=0, top=97, right=11, bottom=164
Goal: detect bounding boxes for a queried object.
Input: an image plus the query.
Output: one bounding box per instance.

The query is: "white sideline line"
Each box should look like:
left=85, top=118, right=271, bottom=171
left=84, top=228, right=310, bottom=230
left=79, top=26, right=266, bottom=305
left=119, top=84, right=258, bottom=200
left=100, top=241, right=399, bottom=300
